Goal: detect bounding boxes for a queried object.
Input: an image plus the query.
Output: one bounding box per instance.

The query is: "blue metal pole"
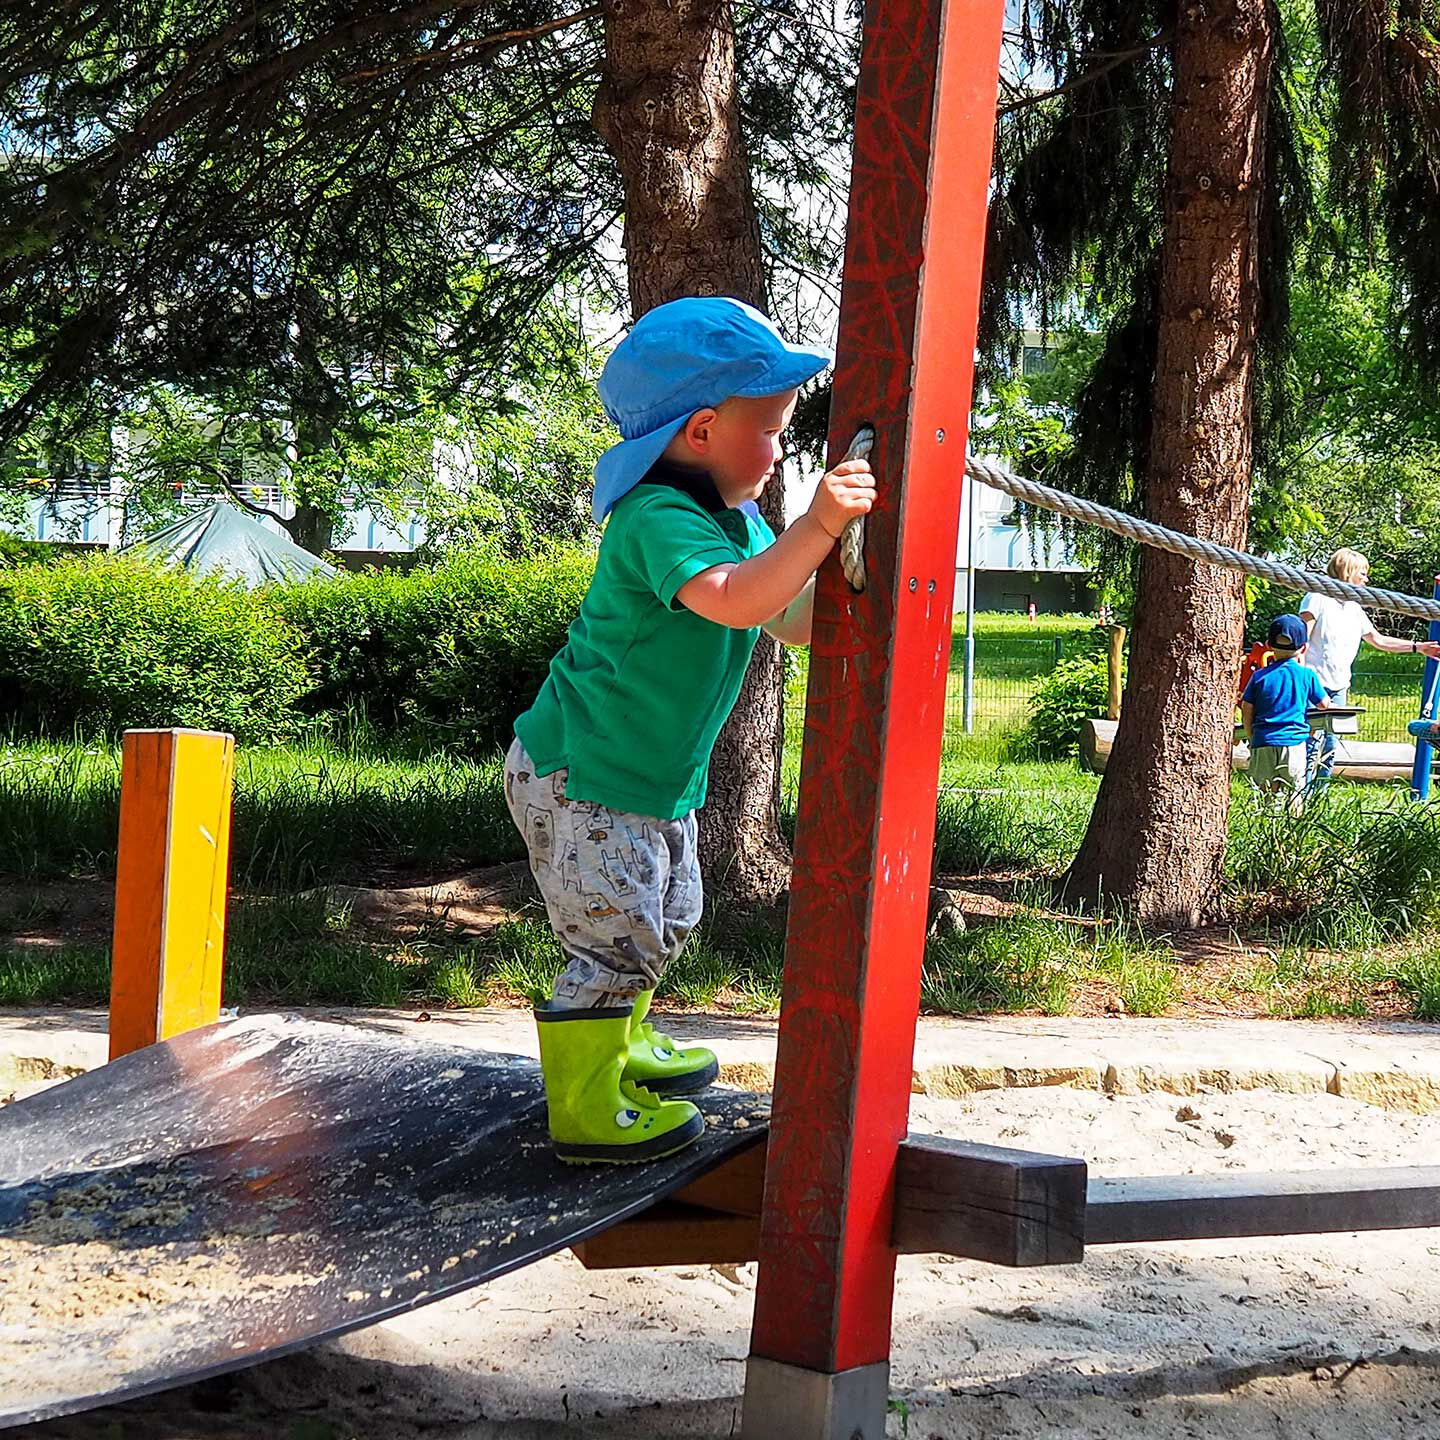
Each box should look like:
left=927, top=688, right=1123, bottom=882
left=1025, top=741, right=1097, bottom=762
left=1409, top=575, right=1440, bottom=801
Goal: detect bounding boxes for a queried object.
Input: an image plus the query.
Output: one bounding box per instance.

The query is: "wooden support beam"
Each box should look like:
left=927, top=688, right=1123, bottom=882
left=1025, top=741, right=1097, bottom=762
left=110, top=729, right=235, bottom=1061
left=892, top=1135, right=1086, bottom=1266
left=1106, top=625, right=1125, bottom=721
left=672, top=1140, right=767, bottom=1216
left=1087, top=1166, right=1440, bottom=1246
left=571, top=1202, right=761, bottom=1269
left=569, top=1142, right=768, bottom=1269
left=572, top=1137, right=1440, bottom=1274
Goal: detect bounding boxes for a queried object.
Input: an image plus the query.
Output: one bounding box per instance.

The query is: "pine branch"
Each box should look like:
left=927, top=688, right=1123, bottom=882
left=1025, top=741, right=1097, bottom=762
left=341, top=6, right=604, bottom=84
left=997, top=30, right=1173, bottom=116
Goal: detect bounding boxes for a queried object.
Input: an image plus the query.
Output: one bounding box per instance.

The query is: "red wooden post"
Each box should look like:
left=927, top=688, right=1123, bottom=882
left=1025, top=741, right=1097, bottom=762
left=741, top=0, right=1005, bottom=1433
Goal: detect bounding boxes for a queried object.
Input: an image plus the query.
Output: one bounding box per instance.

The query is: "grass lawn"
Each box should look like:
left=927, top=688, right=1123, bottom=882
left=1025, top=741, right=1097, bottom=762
left=5, top=607, right=1440, bottom=1021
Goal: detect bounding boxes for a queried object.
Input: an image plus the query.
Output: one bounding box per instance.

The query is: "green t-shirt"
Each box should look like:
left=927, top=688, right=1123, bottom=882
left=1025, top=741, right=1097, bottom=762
left=514, top=485, right=775, bottom=819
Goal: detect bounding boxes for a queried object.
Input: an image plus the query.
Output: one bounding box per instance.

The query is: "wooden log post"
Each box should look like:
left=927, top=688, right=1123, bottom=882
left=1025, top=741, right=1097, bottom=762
left=109, top=729, right=235, bottom=1061
left=1106, top=624, right=1125, bottom=721
left=740, top=2, right=1006, bottom=1435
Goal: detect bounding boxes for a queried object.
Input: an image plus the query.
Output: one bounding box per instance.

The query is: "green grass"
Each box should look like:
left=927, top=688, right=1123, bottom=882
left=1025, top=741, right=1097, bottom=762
left=920, top=907, right=1178, bottom=1016
left=1397, top=948, right=1440, bottom=1021
left=7, top=616, right=1440, bottom=1022
left=932, top=760, right=1096, bottom=873
left=1227, top=782, right=1440, bottom=946
left=0, top=892, right=789, bottom=1013
left=0, top=734, right=520, bottom=887
left=1242, top=943, right=1393, bottom=1019
left=0, top=944, right=110, bottom=1005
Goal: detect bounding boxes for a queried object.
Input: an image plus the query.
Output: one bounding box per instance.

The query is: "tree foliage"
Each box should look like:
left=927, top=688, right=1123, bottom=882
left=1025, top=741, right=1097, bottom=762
left=981, top=0, right=1440, bottom=554
left=0, top=0, right=856, bottom=548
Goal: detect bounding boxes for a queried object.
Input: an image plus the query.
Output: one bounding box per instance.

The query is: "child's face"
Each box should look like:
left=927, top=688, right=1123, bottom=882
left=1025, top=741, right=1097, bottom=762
left=669, top=389, right=800, bottom=506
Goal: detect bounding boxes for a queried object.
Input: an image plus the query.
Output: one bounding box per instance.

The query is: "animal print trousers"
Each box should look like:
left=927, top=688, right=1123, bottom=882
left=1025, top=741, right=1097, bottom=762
left=503, top=738, right=704, bottom=1009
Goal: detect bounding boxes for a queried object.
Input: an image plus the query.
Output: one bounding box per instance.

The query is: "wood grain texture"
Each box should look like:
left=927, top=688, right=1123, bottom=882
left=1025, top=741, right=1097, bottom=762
left=110, top=729, right=234, bottom=1060
left=893, top=1135, right=1086, bottom=1266
left=571, top=1202, right=761, bottom=1268
left=1087, top=1167, right=1440, bottom=1246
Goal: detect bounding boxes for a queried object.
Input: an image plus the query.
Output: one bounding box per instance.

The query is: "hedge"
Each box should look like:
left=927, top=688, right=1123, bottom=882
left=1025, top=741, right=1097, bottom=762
left=0, top=546, right=592, bottom=749
left=273, top=546, right=593, bottom=747
left=0, top=554, right=313, bottom=742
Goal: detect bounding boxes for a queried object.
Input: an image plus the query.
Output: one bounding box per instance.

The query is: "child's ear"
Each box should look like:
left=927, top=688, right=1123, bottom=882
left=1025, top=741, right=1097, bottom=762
left=683, top=408, right=718, bottom=455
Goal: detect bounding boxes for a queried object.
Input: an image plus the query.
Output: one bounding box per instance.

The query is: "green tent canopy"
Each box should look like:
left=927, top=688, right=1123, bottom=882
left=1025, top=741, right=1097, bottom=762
left=122, top=502, right=337, bottom=587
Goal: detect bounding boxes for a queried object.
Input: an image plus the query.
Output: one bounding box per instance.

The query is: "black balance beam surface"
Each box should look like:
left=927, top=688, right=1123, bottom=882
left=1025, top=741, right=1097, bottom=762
left=0, top=1014, right=767, bottom=1429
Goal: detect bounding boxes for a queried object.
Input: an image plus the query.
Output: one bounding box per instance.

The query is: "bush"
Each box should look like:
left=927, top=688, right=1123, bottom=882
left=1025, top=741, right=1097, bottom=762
left=0, top=554, right=312, bottom=742
left=272, top=565, right=438, bottom=726
left=275, top=545, right=592, bottom=749
left=1014, top=628, right=1115, bottom=759
left=0, top=544, right=592, bottom=750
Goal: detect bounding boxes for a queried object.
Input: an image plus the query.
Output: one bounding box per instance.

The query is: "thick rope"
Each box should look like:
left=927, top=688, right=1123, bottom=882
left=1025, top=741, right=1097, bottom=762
left=964, top=454, right=1440, bottom=623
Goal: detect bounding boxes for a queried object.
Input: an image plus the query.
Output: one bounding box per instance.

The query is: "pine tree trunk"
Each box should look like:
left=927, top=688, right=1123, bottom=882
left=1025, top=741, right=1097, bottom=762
left=593, top=0, right=792, bottom=904
left=1066, top=0, right=1275, bottom=928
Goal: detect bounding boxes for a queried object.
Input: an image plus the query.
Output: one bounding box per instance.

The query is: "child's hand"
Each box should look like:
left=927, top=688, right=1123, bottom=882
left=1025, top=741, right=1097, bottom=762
left=807, top=458, right=876, bottom=539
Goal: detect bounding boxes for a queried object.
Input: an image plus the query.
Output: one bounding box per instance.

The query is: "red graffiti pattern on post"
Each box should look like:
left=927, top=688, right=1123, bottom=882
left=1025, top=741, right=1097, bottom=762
left=749, top=0, right=1008, bottom=1377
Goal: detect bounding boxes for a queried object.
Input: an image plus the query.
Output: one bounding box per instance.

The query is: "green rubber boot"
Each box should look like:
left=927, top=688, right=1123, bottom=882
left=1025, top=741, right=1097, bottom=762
left=624, top=990, right=719, bottom=1096
left=535, top=1005, right=703, bottom=1164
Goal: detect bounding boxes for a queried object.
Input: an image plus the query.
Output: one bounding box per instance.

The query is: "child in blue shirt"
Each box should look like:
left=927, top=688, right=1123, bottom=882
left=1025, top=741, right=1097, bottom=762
left=1241, top=613, right=1328, bottom=810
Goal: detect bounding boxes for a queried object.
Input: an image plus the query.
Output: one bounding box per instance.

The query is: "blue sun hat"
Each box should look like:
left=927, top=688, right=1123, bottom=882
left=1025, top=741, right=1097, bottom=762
left=591, top=296, right=832, bottom=522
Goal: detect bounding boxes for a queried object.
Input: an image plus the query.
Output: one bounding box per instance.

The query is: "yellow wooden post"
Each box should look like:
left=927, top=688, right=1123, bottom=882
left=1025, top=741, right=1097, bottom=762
left=1106, top=625, right=1126, bottom=722
left=109, top=728, right=235, bottom=1061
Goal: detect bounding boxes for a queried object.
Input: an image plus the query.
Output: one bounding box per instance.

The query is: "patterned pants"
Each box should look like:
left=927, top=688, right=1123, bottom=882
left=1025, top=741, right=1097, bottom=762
left=504, top=739, right=704, bottom=1009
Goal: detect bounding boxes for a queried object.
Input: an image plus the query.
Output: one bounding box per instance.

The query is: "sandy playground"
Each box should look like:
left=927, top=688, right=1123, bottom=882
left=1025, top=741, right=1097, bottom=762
left=7, top=1076, right=1440, bottom=1440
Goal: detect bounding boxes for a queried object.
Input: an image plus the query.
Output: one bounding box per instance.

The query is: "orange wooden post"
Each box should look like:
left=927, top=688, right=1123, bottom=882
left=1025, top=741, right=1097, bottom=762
left=109, top=728, right=235, bottom=1061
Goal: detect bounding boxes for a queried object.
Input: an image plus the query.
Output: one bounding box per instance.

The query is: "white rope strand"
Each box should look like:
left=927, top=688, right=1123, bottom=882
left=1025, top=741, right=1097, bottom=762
left=964, top=454, right=1440, bottom=623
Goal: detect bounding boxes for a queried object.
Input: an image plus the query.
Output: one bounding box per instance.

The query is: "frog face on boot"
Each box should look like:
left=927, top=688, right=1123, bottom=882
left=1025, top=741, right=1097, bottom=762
left=623, top=990, right=718, bottom=1096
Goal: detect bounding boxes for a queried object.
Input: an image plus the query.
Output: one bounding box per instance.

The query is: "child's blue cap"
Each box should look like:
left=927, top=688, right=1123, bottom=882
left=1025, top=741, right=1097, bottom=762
left=591, top=296, right=832, bottom=522
left=1268, top=614, right=1308, bottom=652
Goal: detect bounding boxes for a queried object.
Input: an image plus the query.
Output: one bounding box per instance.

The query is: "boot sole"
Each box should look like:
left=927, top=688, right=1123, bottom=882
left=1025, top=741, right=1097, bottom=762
left=553, top=1111, right=705, bottom=1164
left=628, top=1056, right=720, bottom=1096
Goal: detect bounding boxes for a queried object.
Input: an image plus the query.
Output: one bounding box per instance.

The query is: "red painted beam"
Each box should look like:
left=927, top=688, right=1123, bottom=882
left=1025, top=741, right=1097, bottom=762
left=748, top=0, right=1006, bottom=1380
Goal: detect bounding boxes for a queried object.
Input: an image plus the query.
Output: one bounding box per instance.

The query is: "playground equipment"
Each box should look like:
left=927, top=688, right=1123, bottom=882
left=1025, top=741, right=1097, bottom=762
left=1064, top=530, right=1440, bottom=788
left=13, top=5, right=1440, bottom=1438
left=1410, top=578, right=1440, bottom=799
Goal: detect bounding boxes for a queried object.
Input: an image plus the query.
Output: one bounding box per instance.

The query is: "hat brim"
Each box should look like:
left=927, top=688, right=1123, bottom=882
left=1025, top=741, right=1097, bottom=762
left=730, top=347, right=832, bottom=398
left=592, top=414, right=690, bottom=522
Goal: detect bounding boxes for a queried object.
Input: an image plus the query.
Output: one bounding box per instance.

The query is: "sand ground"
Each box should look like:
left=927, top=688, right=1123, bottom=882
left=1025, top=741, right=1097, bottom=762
left=13, top=1082, right=1440, bottom=1440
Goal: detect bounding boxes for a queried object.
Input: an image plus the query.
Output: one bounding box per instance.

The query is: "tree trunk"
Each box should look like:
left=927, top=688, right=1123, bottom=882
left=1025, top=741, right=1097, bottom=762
left=285, top=501, right=333, bottom=555
left=1066, top=0, right=1275, bottom=928
left=593, top=0, right=791, bottom=904
left=283, top=392, right=337, bottom=555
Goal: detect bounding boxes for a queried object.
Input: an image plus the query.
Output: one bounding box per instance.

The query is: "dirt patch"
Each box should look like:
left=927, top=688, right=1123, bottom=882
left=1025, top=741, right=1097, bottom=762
left=0, top=863, right=533, bottom=954
left=0, top=879, right=112, bottom=951
left=313, top=861, right=530, bottom=940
